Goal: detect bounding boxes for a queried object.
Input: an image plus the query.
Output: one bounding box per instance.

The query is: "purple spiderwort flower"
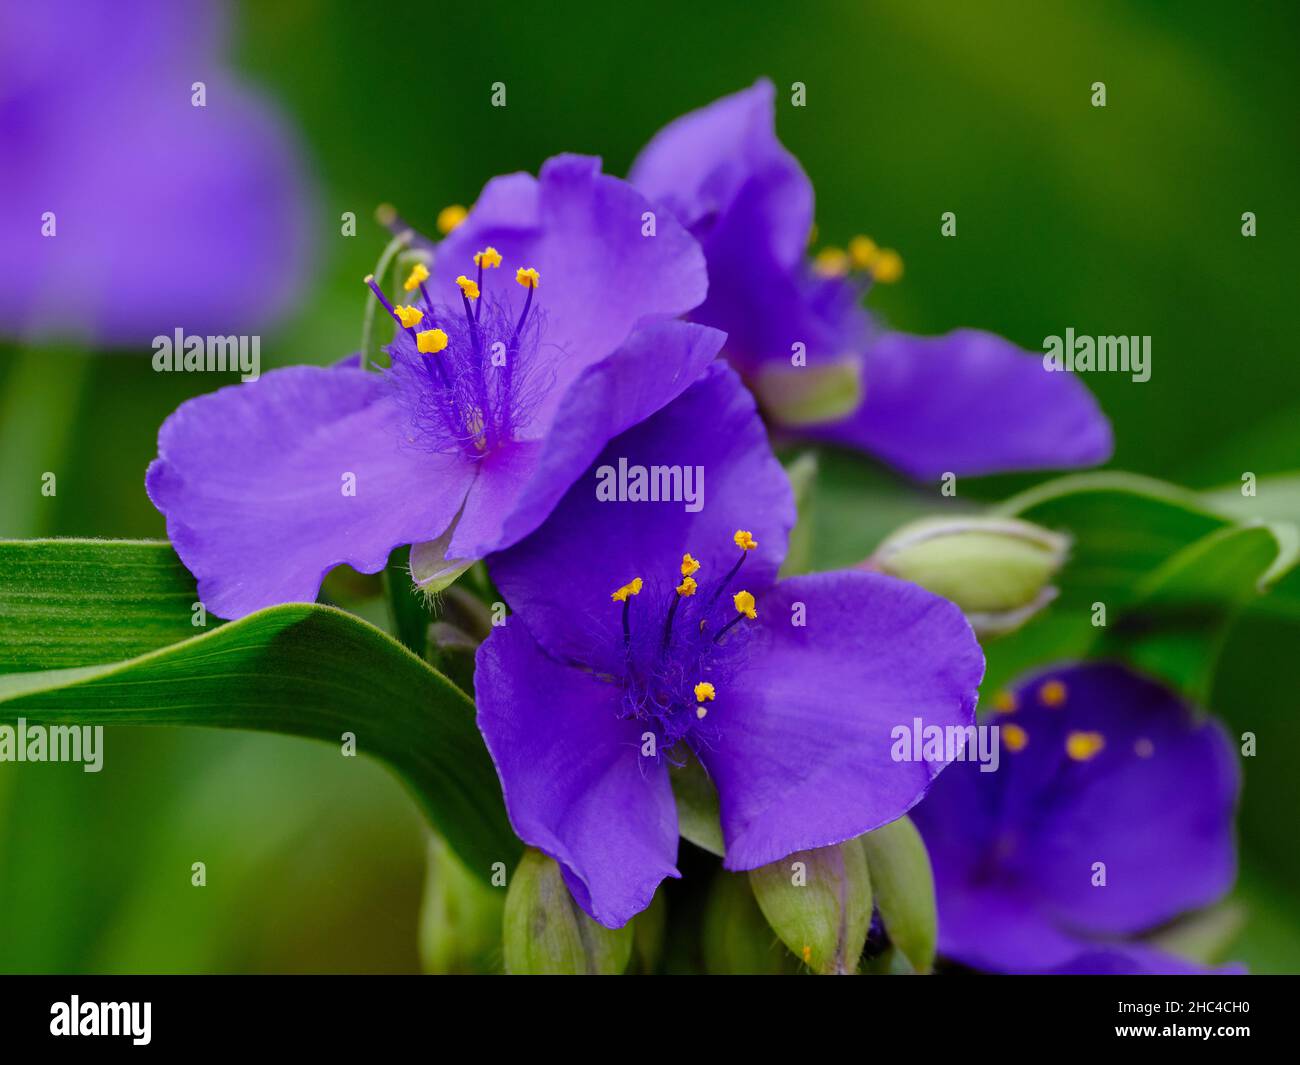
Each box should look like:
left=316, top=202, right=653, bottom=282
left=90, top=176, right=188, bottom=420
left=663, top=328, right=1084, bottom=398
left=147, top=154, right=716, bottom=618
left=911, top=663, right=1241, bottom=974
left=475, top=361, right=985, bottom=928
left=0, top=0, right=313, bottom=345
left=629, top=79, right=1113, bottom=479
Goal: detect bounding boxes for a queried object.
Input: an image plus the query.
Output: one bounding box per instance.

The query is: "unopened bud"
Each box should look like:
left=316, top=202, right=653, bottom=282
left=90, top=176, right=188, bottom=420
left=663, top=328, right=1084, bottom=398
left=502, top=848, right=634, bottom=975
left=752, top=357, right=863, bottom=427
left=860, top=815, right=936, bottom=973
left=868, top=517, right=1069, bottom=635
left=748, top=839, right=872, bottom=975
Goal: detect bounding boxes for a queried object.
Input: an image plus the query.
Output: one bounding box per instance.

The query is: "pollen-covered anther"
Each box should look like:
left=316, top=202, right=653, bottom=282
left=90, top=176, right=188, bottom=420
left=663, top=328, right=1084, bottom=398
left=417, top=328, right=449, bottom=354
left=676, top=575, right=697, bottom=597
left=455, top=275, right=480, bottom=300
left=733, top=530, right=758, bottom=551
left=871, top=249, right=904, bottom=283
left=812, top=246, right=849, bottom=278
left=474, top=246, right=503, bottom=269
left=694, top=682, right=716, bottom=703
left=1038, top=680, right=1067, bottom=707
left=403, top=262, right=430, bottom=291
left=1066, top=730, right=1105, bottom=762
left=1001, top=723, right=1029, bottom=752
left=437, top=204, right=468, bottom=234
left=696, top=705, right=708, bottom=720
left=516, top=266, right=540, bottom=289
left=848, top=235, right=879, bottom=270
left=992, top=690, right=1018, bottom=714
left=611, top=577, right=643, bottom=603
left=733, top=590, right=757, bottom=619
left=393, top=304, right=424, bottom=329
left=681, top=552, right=701, bottom=577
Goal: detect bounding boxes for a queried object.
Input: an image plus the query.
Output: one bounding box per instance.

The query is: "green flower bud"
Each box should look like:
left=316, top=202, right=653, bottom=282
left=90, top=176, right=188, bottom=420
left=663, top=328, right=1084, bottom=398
left=502, top=848, right=634, bottom=975
left=868, top=517, right=1069, bottom=635
left=748, top=839, right=873, bottom=975
left=752, top=357, right=864, bottom=427
left=860, top=815, right=936, bottom=974
left=418, top=833, right=505, bottom=974
left=702, top=871, right=799, bottom=975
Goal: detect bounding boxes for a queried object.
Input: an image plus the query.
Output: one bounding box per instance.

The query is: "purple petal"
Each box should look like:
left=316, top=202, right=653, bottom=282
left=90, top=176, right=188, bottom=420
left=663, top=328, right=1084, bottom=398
left=432, top=154, right=708, bottom=431
left=696, top=570, right=983, bottom=870
left=475, top=619, right=680, bottom=928
left=489, top=361, right=794, bottom=662
left=446, top=320, right=726, bottom=559
left=1, top=2, right=313, bottom=345
left=808, top=329, right=1113, bottom=478
left=147, top=366, right=474, bottom=619
left=630, top=78, right=813, bottom=270
left=1048, top=945, right=1245, bottom=975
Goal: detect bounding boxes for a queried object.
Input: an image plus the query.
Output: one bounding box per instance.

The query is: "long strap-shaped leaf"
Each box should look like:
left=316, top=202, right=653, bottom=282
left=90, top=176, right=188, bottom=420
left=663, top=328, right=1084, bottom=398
left=0, top=539, right=520, bottom=880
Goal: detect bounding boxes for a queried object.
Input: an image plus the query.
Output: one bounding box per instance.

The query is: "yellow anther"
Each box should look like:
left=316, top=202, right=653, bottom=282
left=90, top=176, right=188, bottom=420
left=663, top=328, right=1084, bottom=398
left=696, top=705, right=709, bottom=720
left=1001, top=723, right=1029, bottom=752
left=871, top=249, right=904, bottom=284
left=375, top=203, right=398, bottom=226
left=393, top=304, right=424, bottom=329
left=1066, top=730, right=1105, bottom=762
left=733, top=590, right=757, bottom=619
left=992, top=690, right=1018, bottom=714
left=437, top=204, right=468, bottom=234
left=801, top=945, right=813, bottom=964
left=1134, top=737, right=1155, bottom=759
left=474, top=246, right=502, bottom=269
left=733, top=530, right=758, bottom=551
left=456, top=275, right=480, bottom=300
left=1038, top=680, right=1067, bottom=707
left=611, top=578, right=643, bottom=603
left=694, top=682, right=716, bottom=703
left=516, top=266, right=540, bottom=288
left=848, top=235, right=879, bottom=270
left=676, top=576, right=698, bottom=597
left=812, top=246, right=850, bottom=278
left=417, top=328, right=449, bottom=354
left=403, top=262, right=430, bottom=291
left=680, top=553, right=701, bottom=577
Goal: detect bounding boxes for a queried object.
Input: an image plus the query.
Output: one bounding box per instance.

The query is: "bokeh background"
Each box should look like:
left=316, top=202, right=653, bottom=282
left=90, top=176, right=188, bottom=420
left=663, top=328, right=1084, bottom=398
left=2, top=0, right=1298, bottom=972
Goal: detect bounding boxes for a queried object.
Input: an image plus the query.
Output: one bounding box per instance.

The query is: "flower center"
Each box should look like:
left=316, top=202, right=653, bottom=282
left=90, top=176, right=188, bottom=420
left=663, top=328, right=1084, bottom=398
left=365, top=251, right=546, bottom=459
left=608, top=531, right=761, bottom=751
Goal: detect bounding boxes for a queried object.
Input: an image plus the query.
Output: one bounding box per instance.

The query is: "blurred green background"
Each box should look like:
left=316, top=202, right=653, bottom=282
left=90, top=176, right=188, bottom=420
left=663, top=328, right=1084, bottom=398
left=2, top=0, right=1298, bottom=972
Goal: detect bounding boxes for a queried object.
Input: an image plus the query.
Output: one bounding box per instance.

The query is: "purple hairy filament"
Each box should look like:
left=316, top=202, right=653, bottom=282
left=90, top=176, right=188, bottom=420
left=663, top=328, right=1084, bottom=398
left=366, top=256, right=548, bottom=460
left=607, top=534, right=761, bottom=753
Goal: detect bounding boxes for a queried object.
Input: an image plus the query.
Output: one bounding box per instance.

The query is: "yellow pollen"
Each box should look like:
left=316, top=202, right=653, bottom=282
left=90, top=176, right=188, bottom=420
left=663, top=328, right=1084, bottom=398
left=733, top=530, right=758, bottom=551
left=1066, top=731, right=1105, bottom=762
left=871, top=249, right=904, bottom=283
left=403, top=262, right=430, bottom=291
left=801, top=945, right=813, bottom=964
left=417, top=328, right=449, bottom=354
left=516, top=266, right=540, bottom=289
left=676, top=576, right=698, bottom=597
left=474, top=246, right=503, bottom=269
left=812, top=246, right=850, bottom=278
left=437, top=204, right=468, bottom=234
left=848, top=235, right=879, bottom=270
left=455, top=275, right=480, bottom=299
left=694, top=682, right=716, bottom=703
left=1039, top=680, right=1067, bottom=707
left=611, top=577, right=643, bottom=603
left=1134, top=737, right=1155, bottom=758
left=681, top=553, right=701, bottom=577
left=696, top=705, right=708, bottom=720
left=393, top=304, right=423, bottom=329
left=992, top=690, right=1018, bottom=714
left=733, top=590, right=757, bottom=620
left=1001, top=723, right=1029, bottom=752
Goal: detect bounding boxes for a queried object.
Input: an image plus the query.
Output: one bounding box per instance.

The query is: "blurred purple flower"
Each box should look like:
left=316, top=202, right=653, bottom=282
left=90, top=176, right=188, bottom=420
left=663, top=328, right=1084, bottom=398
left=630, top=80, right=1113, bottom=479
left=148, top=154, right=714, bottom=618
left=476, top=361, right=985, bottom=927
left=912, top=663, right=1240, bottom=974
left=0, top=0, right=313, bottom=346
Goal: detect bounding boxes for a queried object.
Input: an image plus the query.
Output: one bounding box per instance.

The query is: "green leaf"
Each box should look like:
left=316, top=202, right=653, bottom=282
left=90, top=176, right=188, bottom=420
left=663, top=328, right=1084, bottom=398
left=0, top=539, right=519, bottom=881
left=701, top=871, right=798, bottom=975
left=0, top=538, right=221, bottom=670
